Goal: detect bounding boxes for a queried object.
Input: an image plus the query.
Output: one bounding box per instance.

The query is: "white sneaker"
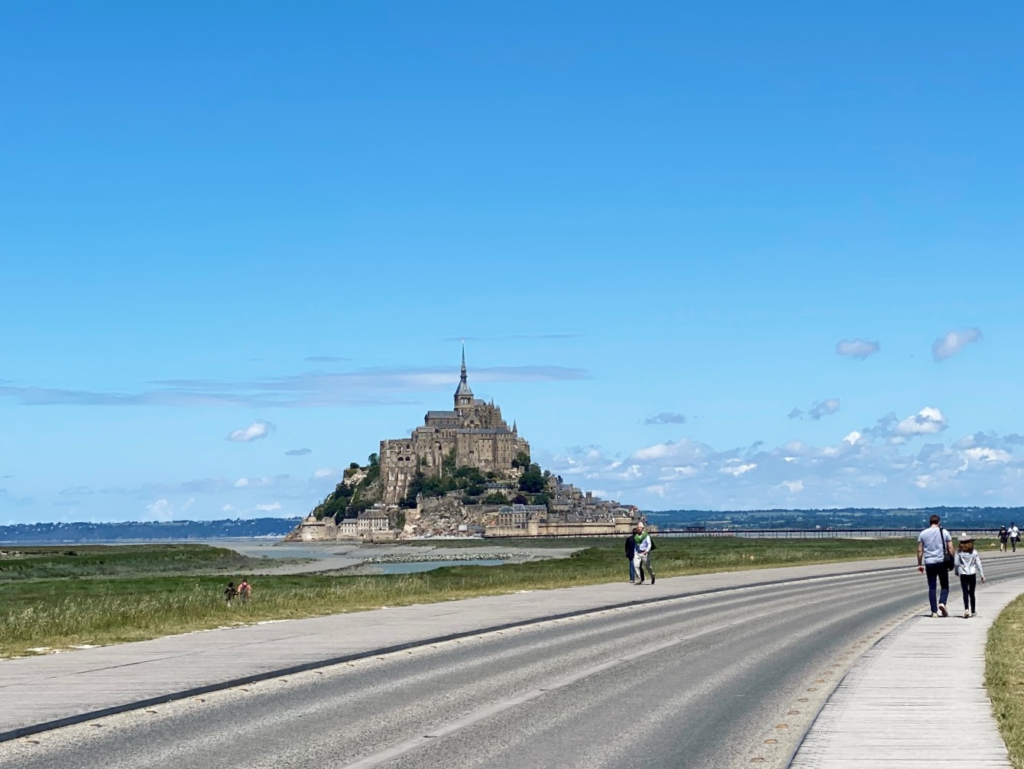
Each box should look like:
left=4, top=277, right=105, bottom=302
left=938, top=604, right=948, bottom=617
left=930, top=612, right=939, bottom=618
left=964, top=610, right=971, bottom=618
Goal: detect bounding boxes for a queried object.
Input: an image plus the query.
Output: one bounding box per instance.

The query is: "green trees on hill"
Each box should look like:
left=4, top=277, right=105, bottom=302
left=399, top=463, right=492, bottom=508
left=517, top=463, right=548, bottom=494
left=312, top=454, right=380, bottom=522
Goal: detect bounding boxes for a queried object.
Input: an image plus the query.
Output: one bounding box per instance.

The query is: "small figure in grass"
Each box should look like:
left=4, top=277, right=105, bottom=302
left=224, top=581, right=237, bottom=606
left=237, top=579, right=252, bottom=604
left=954, top=533, right=986, bottom=618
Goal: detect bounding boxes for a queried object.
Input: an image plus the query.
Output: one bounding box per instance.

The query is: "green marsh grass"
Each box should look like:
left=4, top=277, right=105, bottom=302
left=986, top=593, right=1024, bottom=768
left=0, top=538, right=920, bottom=658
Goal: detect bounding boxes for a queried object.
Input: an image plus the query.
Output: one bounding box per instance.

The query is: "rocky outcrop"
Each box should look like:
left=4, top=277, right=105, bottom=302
left=400, top=496, right=499, bottom=538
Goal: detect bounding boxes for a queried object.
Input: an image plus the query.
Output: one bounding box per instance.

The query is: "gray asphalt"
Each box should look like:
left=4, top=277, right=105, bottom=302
left=6, top=557, right=1024, bottom=769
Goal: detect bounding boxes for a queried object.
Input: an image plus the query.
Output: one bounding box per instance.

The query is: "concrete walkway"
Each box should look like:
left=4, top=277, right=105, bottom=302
left=790, top=577, right=1022, bottom=768
left=0, top=557, right=909, bottom=741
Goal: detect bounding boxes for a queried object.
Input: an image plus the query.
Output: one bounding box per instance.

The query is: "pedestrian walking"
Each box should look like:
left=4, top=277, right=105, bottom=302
left=224, top=581, right=237, bottom=606
left=998, top=525, right=1008, bottom=553
left=1010, top=522, right=1020, bottom=553
left=954, top=533, right=986, bottom=618
left=237, top=578, right=252, bottom=604
left=633, top=522, right=655, bottom=586
left=917, top=514, right=953, bottom=617
left=625, top=529, right=638, bottom=583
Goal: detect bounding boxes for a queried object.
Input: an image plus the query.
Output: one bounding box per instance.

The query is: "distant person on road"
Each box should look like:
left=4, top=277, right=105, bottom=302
left=1010, top=523, right=1020, bottom=553
left=633, top=522, right=655, bottom=586
left=998, top=526, right=1009, bottom=553
left=224, top=581, right=237, bottom=606
left=237, top=579, right=252, bottom=604
left=954, top=533, right=985, bottom=618
left=917, top=515, right=953, bottom=617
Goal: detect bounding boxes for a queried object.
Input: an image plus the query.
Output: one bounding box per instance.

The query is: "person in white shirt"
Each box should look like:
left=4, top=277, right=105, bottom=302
left=954, top=533, right=986, bottom=618
left=917, top=514, right=954, bottom=617
left=1010, top=523, right=1020, bottom=553
left=633, top=521, right=655, bottom=586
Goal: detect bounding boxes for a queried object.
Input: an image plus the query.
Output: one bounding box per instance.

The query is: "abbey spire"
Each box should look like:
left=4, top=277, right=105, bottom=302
left=454, top=341, right=474, bottom=411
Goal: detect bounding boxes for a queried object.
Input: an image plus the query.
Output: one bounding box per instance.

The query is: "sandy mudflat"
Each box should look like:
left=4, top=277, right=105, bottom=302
left=210, top=539, right=583, bottom=576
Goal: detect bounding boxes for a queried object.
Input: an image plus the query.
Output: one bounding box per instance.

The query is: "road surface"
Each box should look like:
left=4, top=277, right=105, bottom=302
left=5, top=557, right=1024, bottom=769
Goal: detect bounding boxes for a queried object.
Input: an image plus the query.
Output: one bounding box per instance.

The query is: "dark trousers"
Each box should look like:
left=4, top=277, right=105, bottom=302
left=960, top=574, right=977, bottom=613
left=925, top=562, right=950, bottom=613
left=628, top=558, right=636, bottom=582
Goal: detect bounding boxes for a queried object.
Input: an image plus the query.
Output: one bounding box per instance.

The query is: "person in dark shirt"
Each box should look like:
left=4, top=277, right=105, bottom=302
left=224, top=581, right=237, bottom=605
left=625, top=526, right=645, bottom=584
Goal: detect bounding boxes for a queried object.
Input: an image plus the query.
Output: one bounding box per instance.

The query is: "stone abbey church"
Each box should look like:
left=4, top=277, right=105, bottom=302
left=380, top=350, right=531, bottom=504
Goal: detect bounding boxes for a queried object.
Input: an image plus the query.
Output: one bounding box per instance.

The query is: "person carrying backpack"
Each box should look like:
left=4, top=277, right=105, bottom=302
left=633, top=522, right=655, bottom=585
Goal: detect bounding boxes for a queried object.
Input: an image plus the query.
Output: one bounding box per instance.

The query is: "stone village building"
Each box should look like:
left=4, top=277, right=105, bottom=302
left=379, top=349, right=531, bottom=504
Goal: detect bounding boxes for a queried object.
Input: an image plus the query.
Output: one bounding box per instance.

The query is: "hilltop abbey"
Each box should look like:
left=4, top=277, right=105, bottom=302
left=379, top=349, right=531, bottom=504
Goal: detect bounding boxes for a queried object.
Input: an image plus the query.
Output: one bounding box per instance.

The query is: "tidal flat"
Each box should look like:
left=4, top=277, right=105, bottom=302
left=0, top=537, right=949, bottom=658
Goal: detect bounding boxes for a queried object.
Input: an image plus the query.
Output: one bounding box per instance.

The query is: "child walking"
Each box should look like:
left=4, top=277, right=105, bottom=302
left=954, top=533, right=985, bottom=618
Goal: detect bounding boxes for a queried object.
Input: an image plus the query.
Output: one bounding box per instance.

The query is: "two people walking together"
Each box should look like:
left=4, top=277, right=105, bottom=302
left=917, top=515, right=985, bottom=619
left=998, top=523, right=1020, bottom=553
left=625, top=522, right=655, bottom=585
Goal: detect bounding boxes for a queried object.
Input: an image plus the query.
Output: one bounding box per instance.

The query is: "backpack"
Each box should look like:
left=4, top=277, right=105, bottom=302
left=650, top=538, right=656, bottom=551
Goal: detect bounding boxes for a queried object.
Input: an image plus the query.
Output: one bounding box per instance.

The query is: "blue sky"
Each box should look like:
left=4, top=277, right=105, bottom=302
left=2, top=2, right=1023, bottom=522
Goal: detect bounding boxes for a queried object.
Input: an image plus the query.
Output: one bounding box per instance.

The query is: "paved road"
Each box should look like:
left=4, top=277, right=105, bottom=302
left=5, top=557, right=1024, bottom=769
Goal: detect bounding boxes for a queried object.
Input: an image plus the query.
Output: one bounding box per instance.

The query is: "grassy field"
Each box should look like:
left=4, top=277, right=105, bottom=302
left=986, top=593, right=1024, bottom=768
left=0, top=537, right=921, bottom=658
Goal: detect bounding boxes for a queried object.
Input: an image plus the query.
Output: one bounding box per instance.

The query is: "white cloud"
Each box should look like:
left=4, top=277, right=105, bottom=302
left=146, top=499, right=171, bottom=519
left=720, top=463, right=757, bottom=477
left=791, top=398, right=841, bottom=421
left=895, top=407, right=948, bottom=437
left=540, top=422, right=1024, bottom=510
left=932, top=327, right=983, bottom=362
left=221, top=504, right=235, bottom=512
left=644, top=412, right=687, bottom=426
left=836, top=338, right=880, bottom=360
left=227, top=420, right=275, bottom=443
left=962, top=447, right=1011, bottom=464
left=808, top=398, right=841, bottom=420
left=233, top=475, right=287, bottom=488
left=313, top=468, right=338, bottom=479
left=255, top=502, right=282, bottom=512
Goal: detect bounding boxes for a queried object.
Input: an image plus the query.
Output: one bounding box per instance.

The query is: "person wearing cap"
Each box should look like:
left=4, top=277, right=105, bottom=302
left=633, top=521, right=655, bottom=585
left=917, top=514, right=954, bottom=617
left=954, top=533, right=986, bottom=618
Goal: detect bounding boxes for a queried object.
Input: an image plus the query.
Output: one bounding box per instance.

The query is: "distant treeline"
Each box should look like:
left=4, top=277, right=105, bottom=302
left=0, top=518, right=302, bottom=544
left=649, top=507, right=1024, bottom=530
